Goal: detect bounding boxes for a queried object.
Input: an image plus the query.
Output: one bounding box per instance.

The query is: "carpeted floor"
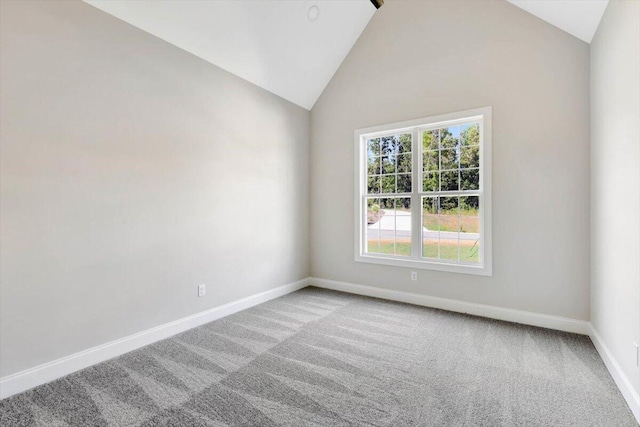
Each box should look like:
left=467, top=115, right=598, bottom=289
left=0, top=287, right=637, bottom=426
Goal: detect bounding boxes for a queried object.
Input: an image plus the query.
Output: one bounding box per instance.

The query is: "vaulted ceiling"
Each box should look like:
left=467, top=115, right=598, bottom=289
left=508, top=0, right=608, bottom=43
left=85, top=0, right=375, bottom=110
left=85, top=0, right=608, bottom=111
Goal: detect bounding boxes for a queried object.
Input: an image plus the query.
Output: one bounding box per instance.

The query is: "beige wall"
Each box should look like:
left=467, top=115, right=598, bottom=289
left=590, top=0, right=640, bottom=399
left=310, top=0, right=591, bottom=319
left=0, top=0, right=310, bottom=377
left=0, top=0, right=611, bottom=383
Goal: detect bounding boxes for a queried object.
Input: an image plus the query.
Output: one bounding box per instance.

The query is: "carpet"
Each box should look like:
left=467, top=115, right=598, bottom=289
left=0, top=287, right=637, bottom=426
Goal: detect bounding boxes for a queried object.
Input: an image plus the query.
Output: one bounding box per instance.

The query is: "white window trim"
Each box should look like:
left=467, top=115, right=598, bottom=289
left=354, top=106, right=492, bottom=276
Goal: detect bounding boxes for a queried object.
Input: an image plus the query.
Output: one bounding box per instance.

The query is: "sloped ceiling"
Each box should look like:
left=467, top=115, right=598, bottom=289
left=85, top=0, right=375, bottom=110
left=508, top=0, right=609, bottom=43
left=85, top=1, right=608, bottom=110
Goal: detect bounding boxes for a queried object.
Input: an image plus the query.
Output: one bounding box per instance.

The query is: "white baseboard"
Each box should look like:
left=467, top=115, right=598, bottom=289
left=0, top=278, right=309, bottom=400
left=589, top=326, right=640, bottom=424
left=3, top=275, right=638, bottom=425
left=310, top=277, right=640, bottom=423
left=309, top=277, right=591, bottom=335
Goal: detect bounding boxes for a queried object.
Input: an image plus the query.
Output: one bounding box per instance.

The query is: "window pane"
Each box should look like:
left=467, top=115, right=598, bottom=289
left=423, top=130, right=438, bottom=151
left=382, top=155, right=396, bottom=174
left=367, top=197, right=395, bottom=254
left=373, top=198, right=411, bottom=256
left=366, top=198, right=381, bottom=253
left=378, top=197, right=395, bottom=210
left=438, top=240, right=459, bottom=261
left=423, top=172, right=437, bottom=192
left=380, top=135, right=397, bottom=155
left=440, top=127, right=459, bottom=149
left=398, top=134, right=412, bottom=154
left=438, top=196, right=459, bottom=261
left=395, top=197, right=411, bottom=210
left=397, top=173, right=411, bottom=193
left=460, top=196, right=479, bottom=263
left=460, top=212, right=479, bottom=233
left=440, top=170, right=459, bottom=191
left=397, top=153, right=412, bottom=173
left=422, top=197, right=438, bottom=258
left=422, top=193, right=481, bottom=261
left=423, top=239, right=438, bottom=258
left=461, top=123, right=480, bottom=146
left=367, top=175, right=380, bottom=194
left=460, top=219, right=480, bottom=262
left=460, top=195, right=479, bottom=214
left=460, top=146, right=479, bottom=169
left=367, top=198, right=382, bottom=225
left=460, top=168, right=479, bottom=190
left=440, top=148, right=458, bottom=170
left=438, top=197, right=459, bottom=228
left=378, top=197, right=395, bottom=255
left=460, top=241, right=480, bottom=263
left=367, top=156, right=381, bottom=176
left=422, top=196, right=438, bottom=230
left=367, top=138, right=381, bottom=156
left=392, top=197, right=411, bottom=256
left=423, top=150, right=438, bottom=172
left=381, top=175, right=396, bottom=193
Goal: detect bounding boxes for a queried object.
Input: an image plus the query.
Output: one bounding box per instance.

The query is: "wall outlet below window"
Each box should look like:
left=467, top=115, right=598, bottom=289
left=411, top=271, right=418, bottom=281
left=198, top=284, right=206, bottom=297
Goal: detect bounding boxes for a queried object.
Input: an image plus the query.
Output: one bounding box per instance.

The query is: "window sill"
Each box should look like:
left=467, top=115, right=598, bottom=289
left=355, top=253, right=492, bottom=276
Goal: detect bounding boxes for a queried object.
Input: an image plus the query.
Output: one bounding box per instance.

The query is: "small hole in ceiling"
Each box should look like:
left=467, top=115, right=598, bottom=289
left=307, top=5, right=319, bottom=22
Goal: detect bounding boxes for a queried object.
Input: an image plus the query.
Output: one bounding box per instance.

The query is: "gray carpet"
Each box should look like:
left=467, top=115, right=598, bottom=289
left=0, top=287, right=636, bottom=426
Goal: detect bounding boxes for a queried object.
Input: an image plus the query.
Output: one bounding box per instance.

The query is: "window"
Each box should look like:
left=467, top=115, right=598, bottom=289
left=354, top=107, right=492, bottom=276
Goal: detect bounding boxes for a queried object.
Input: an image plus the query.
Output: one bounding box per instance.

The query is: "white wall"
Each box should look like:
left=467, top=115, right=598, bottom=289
left=310, top=0, right=591, bottom=320
left=0, top=0, right=310, bottom=377
left=590, top=0, right=640, bottom=402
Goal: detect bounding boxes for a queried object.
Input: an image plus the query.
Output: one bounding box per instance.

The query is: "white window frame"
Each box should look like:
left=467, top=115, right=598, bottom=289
left=354, top=106, right=492, bottom=276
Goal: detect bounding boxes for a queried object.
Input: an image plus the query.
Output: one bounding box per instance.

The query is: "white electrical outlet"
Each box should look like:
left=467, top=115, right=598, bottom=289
left=198, top=284, right=206, bottom=297
left=411, top=271, right=418, bottom=281
left=634, top=342, right=639, bottom=367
